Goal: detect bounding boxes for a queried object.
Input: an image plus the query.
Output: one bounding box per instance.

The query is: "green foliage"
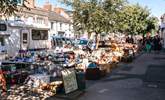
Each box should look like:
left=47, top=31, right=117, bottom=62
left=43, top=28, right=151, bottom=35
left=118, top=4, right=159, bottom=35
left=0, top=0, right=28, bottom=17
left=146, top=17, right=159, bottom=33
left=60, top=0, right=158, bottom=35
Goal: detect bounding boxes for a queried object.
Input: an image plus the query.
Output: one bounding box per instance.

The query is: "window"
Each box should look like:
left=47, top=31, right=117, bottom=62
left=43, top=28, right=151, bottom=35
left=28, top=17, right=34, bottom=24
left=14, top=16, right=21, bottom=20
left=55, top=38, right=63, bottom=47
left=17, top=0, right=22, bottom=4
left=32, top=29, right=48, bottom=40
left=37, top=18, right=45, bottom=24
left=0, top=24, right=7, bottom=31
left=69, top=24, right=71, bottom=31
left=13, top=0, right=23, bottom=5
left=60, top=23, right=62, bottom=30
left=58, top=31, right=64, bottom=37
left=22, top=33, right=28, bottom=43
left=51, top=22, right=54, bottom=29
left=0, top=37, right=5, bottom=46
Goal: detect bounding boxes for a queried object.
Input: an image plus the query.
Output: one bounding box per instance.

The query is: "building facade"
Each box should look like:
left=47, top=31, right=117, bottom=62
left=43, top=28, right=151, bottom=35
left=0, top=0, right=73, bottom=57
left=160, top=14, right=165, bottom=48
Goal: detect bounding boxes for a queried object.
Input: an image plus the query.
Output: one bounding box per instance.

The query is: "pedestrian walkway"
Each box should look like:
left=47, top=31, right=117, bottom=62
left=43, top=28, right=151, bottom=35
left=78, top=52, right=165, bottom=100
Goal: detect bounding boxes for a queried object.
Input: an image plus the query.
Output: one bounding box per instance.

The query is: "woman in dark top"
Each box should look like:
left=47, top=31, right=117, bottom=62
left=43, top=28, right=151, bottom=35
left=145, top=36, right=152, bottom=53
left=153, top=35, right=161, bottom=51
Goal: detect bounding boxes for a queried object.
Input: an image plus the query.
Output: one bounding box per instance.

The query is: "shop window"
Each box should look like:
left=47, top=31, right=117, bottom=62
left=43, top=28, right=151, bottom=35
left=0, top=23, right=7, bottom=31
left=32, top=29, right=48, bottom=40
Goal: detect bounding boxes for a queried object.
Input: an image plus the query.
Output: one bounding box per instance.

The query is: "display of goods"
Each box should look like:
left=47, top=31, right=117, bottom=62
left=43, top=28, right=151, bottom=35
left=49, top=81, right=63, bottom=92
left=26, top=74, right=50, bottom=88
left=5, top=85, right=55, bottom=100
left=0, top=73, right=7, bottom=95
left=76, top=63, right=86, bottom=72
left=99, top=64, right=112, bottom=73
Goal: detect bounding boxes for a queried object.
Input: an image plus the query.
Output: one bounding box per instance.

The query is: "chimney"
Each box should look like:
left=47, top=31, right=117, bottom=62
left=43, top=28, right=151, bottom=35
left=43, top=1, right=52, bottom=11
left=25, top=0, right=35, bottom=8
left=54, top=7, right=62, bottom=14
left=54, top=7, right=70, bottom=20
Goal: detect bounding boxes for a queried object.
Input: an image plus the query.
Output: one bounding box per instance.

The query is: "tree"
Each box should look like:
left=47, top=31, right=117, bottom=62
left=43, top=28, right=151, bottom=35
left=60, top=0, right=158, bottom=44
left=69, top=0, right=126, bottom=34
left=0, top=0, right=28, bottom=17
left=146, top=17, right=159, bottom=33
left=117, top=4, right=158, bottom=35
left=102, top=0, right=126, bottom=33
left=60, top=0, right=126, bottom=49
left=118, top=4, right=149, bottom=35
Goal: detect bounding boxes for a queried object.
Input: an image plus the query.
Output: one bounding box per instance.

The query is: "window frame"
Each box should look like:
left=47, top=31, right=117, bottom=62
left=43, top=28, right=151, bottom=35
left=0, top=23, right=7, bottom=31
left=31, top=29, right=48, bottom=40
left=22, top=33, right=28, bottom=44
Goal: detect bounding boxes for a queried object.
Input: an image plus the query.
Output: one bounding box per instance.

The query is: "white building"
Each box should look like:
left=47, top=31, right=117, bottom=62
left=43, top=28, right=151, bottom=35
left=160, top=14, right=165, bottom=48
left=43, top=2, right=73, bottom=39
left=0, top=0, right=73, bottom=57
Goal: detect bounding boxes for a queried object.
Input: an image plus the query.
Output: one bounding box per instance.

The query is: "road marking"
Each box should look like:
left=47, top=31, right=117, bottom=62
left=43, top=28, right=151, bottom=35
left=98, top=89, right=109, bottom=93
left=147, top=84, right=158, bottom=88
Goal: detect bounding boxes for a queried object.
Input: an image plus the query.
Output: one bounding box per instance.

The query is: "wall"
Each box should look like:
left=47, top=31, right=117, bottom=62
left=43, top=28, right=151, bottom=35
left=5, top=27, right=21, bottom=57
left=49, top=21, right=72, bottom=38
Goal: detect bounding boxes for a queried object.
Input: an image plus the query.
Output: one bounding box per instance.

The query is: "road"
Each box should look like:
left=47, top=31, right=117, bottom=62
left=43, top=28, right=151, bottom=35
left=78, top=52, right=165, bottom=100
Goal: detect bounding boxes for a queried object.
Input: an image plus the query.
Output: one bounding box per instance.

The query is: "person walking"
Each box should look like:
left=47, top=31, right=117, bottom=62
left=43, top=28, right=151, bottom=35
left=145, top=36, right=152, bottom=53
left=153, top=35, right=161, bottom=53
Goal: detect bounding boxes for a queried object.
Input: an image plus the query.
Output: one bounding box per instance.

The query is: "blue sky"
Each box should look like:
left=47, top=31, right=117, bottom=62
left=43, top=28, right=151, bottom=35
left=36, top=0, right=165, bottom=18
left=36, top=0, right=71, bottom=10
left=128, top=0, right=165, bottom=18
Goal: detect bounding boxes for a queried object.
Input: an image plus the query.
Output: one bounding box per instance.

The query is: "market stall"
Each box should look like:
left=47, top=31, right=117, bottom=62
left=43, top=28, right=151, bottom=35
left=0, top=51, right=86, bottom=99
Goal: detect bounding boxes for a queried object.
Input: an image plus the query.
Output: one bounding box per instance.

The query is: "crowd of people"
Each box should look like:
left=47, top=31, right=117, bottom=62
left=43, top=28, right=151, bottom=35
left=138, top=34, right=162, bottom=53
left=125, top=33, right=163, bottom=53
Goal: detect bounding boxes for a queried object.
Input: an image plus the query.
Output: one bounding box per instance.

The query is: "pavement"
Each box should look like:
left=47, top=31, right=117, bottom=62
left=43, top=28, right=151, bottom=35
left=78, top=52, right=165, bottom=100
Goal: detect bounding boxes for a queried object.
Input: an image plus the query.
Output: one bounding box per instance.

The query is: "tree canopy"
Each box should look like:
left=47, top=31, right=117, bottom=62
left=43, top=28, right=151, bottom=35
left=0, top=0, right=28, bottom=17
left=60, top=0, right=158, bottom=35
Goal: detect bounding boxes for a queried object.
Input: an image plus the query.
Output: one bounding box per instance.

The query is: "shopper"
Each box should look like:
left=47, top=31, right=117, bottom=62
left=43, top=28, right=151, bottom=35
left=145, top=36, right=152, bottom=53
left=153, top=35, right=161, bottom=53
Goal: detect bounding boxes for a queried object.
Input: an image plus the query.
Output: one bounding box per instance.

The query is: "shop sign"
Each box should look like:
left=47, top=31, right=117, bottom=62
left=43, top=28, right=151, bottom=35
left=62, top=68, right=78, bottom=94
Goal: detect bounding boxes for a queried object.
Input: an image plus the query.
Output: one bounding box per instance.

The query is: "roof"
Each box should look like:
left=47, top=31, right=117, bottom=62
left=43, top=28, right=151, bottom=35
left=21, top=7, right=49, bottom=17
left=18, top=7, right=71, bottom=24
left=48, top=11, right=71, bottom=23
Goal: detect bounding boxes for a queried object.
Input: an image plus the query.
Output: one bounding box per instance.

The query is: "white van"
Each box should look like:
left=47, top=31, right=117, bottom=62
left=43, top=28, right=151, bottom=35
left=0, top=20, right=49, bottom=57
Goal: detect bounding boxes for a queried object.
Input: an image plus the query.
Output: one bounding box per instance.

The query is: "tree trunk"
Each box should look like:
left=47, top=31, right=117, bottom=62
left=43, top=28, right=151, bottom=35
left=95, top=32, right=100, bottom=50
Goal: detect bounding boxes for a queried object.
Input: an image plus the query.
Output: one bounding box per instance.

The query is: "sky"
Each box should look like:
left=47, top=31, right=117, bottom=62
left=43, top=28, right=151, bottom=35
left=128, top=0, right=165, bottom=18
left=36, top=0, right=165, bottom=18
left=36, top=0, right=71, bottom=10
